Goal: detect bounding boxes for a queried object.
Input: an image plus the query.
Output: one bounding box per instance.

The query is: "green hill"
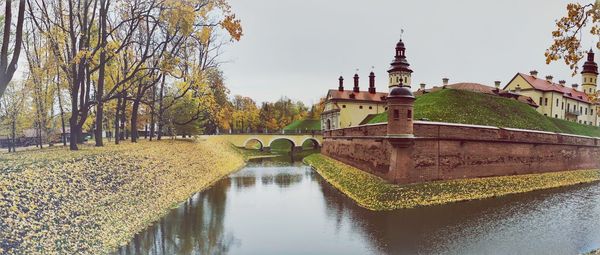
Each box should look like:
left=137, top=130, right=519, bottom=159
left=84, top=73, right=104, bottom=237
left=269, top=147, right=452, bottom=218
left=283, top=119, right=321, bottom=131
left=368, top=88, right=600, bottom=137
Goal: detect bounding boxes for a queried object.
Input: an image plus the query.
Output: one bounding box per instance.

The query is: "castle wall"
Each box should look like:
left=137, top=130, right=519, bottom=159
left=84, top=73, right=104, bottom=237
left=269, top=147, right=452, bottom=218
left=322, top=121, right=600, bottom=184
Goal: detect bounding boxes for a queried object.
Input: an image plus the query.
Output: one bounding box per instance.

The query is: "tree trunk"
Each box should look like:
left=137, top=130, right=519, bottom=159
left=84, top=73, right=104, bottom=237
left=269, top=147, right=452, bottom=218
left=95, top=0, right=108, bottom=147
left=157, top=75, right=165, bottom=140
left=130, top=99, right=140, bottom=142
left=120, top=96, right=126, bottom=141
left=114, top=94, right=121, bottom=145
left=0, top=0, right=26, bottom=99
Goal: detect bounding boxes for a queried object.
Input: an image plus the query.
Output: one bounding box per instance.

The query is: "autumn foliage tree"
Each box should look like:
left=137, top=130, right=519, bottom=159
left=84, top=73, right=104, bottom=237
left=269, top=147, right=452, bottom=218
left=546, top=1, right=600, bottom=74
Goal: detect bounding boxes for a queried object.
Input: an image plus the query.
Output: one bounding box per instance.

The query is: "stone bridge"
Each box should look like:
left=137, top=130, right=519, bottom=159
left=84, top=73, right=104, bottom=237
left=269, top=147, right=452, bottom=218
left=219, top=134, right=323, bottom=151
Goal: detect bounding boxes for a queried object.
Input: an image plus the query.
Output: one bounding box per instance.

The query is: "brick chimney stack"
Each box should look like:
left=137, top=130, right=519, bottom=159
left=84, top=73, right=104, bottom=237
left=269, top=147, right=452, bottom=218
left=530, top=70, right=538, bottom=78
left=572, top=83, right=579, bottom=90
left=338, top=76, right=344, bottom=91
left=420, top=83, right=426, bottom=90
left=545, top=75, right=554, bottom=82
left=368, top=72, right=376, bottom=94
left=494, top=81, right=501, bottom=89
left=353, top=73, right=360, bottom=93
left=386, top=86, right=415, bottom=138
left=559, top=80, right=566, bottom=86
left=442, top=78, right=449, bottom=86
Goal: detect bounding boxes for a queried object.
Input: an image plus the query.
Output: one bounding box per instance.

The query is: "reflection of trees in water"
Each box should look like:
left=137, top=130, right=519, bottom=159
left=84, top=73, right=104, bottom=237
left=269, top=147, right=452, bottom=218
left=117, top=178, right=235, bottom=255
left=232, top=176, right=256, bottom=190
left=273, top=173, right=303, bottom=188
left=316, top=175, right=596, bottom=255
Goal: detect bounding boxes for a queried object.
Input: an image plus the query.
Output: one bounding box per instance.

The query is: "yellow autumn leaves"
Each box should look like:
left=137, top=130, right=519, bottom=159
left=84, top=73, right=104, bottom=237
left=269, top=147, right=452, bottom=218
left=303, top=154, right=600, bottom=211
left=0, top=137, right=245, bottom=254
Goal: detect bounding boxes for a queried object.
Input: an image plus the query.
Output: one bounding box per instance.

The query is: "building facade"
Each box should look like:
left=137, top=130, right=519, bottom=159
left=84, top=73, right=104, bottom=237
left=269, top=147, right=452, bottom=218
left=321, top=38, right=414, bottom=131
left=504, top=50, right=599, bottom=125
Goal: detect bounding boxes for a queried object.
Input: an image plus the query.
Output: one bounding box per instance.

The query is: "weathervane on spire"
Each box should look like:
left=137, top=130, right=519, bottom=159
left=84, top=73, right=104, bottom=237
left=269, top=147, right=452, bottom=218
left=400, top=29, right=404, bottom=39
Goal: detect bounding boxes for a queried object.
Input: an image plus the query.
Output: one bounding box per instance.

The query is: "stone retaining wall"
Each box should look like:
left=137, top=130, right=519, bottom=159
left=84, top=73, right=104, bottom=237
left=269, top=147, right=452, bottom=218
left=322, top=121, right=600, bottom=184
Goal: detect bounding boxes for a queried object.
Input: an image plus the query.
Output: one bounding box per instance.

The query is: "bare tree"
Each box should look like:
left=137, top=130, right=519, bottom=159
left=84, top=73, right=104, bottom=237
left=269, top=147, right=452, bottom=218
left=0, top=0, right=26, bottom=98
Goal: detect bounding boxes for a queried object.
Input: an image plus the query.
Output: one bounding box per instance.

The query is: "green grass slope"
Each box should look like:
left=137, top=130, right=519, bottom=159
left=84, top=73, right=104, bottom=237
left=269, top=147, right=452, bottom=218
left=283, top=119, right=321, bottom=131
left=368, top=88, right=600, bottom=137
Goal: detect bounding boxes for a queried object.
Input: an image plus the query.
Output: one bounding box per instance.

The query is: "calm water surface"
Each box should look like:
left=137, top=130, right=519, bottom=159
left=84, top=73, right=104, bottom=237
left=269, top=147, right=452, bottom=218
left=117, top=158, right=600, bottom=255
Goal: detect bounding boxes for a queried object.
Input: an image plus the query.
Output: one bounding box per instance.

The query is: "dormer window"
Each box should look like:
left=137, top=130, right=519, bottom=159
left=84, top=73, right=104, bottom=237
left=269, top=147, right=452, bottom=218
left=349, top=94, right=355, bottom=99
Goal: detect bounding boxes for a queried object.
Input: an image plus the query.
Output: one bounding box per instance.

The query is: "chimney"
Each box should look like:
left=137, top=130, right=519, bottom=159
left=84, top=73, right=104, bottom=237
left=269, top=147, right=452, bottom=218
left=559, top=80, right=566, bottom=86
left=530, top=70, right=538, bottom=78
left=338, top=76, right=344, bottom=91
left=368, top=72, right=376, bottom=94
left=420, top=83, right=426, bottom=90
left=545, top=75, right=553, bottom=82
left=572, top=83, right=579, bottom=90
left=494, top=81, right=501, bottom=89
left=353, top=73, right=360, bottom=93
left=442, top=78, right=449, bottom=86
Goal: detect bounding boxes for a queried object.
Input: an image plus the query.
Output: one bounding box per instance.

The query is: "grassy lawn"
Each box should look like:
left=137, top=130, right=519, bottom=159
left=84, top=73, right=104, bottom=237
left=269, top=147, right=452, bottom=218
left=368, top=89, right=600, bottom=137
left=283, top=119, right=321, bottom=132
left=0, top=137, right=245, bottom=254
left=304, top=154, right=600, bottom=211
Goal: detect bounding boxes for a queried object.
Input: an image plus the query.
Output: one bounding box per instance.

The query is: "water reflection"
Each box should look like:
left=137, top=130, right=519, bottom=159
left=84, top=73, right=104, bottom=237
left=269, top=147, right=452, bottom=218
left=118, top=160, right=600, bottom=255
left=118, top=178, right=234, bottom=255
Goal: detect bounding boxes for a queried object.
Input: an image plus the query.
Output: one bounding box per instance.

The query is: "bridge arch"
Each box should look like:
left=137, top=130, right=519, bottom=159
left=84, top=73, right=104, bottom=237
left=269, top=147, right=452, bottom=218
left=300, top=137, right=321, bottom=149
left=243, top=138, right=265, bottom=150
left=268, top=137, right=296, bottom=149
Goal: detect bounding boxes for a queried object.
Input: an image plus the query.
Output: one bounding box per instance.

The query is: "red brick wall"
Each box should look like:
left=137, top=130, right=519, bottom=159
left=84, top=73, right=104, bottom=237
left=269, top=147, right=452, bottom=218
left=322, top=121, right=600, bottom=184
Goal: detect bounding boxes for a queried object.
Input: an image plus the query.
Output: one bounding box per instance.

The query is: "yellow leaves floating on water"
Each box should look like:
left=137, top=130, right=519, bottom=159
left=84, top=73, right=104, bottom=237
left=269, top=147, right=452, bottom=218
left=0, top=137, right=245, bottom=254
left=304, top=154, right=600, bottom=211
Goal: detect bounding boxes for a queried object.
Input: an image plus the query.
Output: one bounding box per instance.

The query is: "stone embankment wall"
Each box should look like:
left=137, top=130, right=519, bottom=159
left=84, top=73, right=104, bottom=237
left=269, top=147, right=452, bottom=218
left=322, top=121, right=600, bottom=184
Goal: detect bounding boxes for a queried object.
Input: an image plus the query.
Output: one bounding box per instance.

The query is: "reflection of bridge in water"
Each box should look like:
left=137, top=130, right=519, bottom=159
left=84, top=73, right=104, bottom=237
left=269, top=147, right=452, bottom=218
left=219, top=134, right=323, bottom=152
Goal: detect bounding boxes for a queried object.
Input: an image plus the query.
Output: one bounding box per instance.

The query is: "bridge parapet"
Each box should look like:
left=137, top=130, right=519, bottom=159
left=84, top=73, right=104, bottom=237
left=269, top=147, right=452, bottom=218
left=218, top=134, right=323, bottom=150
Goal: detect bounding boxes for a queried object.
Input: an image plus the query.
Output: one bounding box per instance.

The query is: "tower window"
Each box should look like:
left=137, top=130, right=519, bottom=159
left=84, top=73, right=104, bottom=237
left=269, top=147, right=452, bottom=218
left=407, top=109, right=412, bottom=120
left=556, top=99, right=559, bottom=107
left=545, top=98, right=548, bottom=106
left=393, top=109, right=400, bottom=120
left=539, top=97, right=543, bottom=105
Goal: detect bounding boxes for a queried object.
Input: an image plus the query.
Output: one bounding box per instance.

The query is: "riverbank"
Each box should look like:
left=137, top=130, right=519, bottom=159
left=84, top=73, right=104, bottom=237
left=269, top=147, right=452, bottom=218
left=0, top=137, right=245, bottom=254
left=304, top=154, right=600, bottom=211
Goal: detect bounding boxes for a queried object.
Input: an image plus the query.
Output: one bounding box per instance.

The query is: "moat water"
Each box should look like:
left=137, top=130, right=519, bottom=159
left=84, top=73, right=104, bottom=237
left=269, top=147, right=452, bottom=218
left=116, top=153, right=600, bottom=255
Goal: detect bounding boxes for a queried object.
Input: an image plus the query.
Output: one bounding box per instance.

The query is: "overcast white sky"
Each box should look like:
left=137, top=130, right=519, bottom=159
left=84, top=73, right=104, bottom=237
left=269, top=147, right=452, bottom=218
left=219, top=0, right=596, bottom=105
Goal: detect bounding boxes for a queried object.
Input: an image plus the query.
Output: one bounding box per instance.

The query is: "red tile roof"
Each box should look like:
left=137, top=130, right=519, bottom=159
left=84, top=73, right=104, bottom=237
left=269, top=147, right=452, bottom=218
left=516, top=73, right=591, bottom=103
left=326, top=89, right=388, bottom=102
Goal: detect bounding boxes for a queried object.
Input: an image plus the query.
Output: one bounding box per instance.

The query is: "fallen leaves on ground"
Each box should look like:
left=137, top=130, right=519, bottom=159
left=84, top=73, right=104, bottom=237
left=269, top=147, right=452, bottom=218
left=0, top=137, right=245, bottom=254
left=304, top=154, right=600, bottom=211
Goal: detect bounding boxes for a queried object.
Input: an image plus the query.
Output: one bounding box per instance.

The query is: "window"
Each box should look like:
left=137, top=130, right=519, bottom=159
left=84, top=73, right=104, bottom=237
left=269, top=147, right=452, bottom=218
left=407, top=109, right=413, bottom=120
left=545, top=98, right=548, bottom=106
left=592, top=109, right=594, bottom=115
left=562, top=102, right=564, bottom=109
left=580, top=106, right=583, bottom=113
left=359, top=106, right=363, bottom=109
left=539, top=97, right=543, bottom=105
left=342, top=105, right=346, bottom=108
left=369, top=106, right=373, bottom=110
left=555, top=114, right=558, bottom=118
left=585, top=108, right=588, bottom=115
left=556, top=99, right=559, bottom=107
left=393, top=109, right=400, bottom=120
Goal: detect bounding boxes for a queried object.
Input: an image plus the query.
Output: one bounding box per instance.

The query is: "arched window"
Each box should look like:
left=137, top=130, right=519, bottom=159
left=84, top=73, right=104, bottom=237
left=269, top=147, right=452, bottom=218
left=327, top=119, right=331, bottom=130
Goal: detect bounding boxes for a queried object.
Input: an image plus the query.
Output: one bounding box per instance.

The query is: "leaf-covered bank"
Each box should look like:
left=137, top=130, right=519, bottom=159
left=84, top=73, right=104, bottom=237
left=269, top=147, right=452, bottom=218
left=303, top=154, right=600, bottom=211
left=0, top=137, right=245, bottom=254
